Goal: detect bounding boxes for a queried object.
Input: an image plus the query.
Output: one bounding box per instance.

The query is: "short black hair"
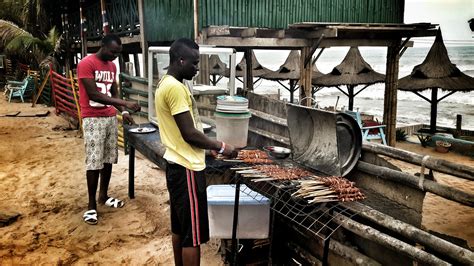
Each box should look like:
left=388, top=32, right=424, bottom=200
left=169, top=38, right=199, bottom=63
left=102, top=34, right=121, bottom=46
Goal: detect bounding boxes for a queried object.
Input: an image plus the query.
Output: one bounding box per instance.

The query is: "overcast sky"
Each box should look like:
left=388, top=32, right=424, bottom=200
left=404, top=0, right=473, bottom=42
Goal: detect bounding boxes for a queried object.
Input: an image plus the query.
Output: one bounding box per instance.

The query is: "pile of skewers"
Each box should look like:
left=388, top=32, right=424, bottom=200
left=232, top=164, right=313, bottom=182
left=223, top=150, right=274, bottom=164
left=293, top=176, right=366, bottom=204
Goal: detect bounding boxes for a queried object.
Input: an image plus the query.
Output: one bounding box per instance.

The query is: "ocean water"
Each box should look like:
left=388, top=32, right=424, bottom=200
left=233, top=45, right=474, bottom=130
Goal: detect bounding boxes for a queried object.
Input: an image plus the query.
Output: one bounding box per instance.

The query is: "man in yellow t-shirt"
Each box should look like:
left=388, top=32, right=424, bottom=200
left=155, top=38, right=237, bottom=266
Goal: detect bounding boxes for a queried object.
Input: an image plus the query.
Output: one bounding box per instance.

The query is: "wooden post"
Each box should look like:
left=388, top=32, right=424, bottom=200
left=245, top=49, right=254, bottom=91
left=430, top=88, right=438, bottom=133
left=137, top=0, right=148, bottom=77
left=348, top=85, right=354, bottom=111
left=456, top=114, right=462, bottom=136
left=289, top=80, right=295, bottom=103
left=133, top=53, right=140, bottom=76
left=196, top=55, right=210, bottom=85
left=79, top=0, right=87, bottom=58
left=193, top=0, right=199, bottom=41
left=100, top=0, right=110, bottom=34
left=299, top=47, right=312, bottom=106
left=383, top=41, right=401, bottom=146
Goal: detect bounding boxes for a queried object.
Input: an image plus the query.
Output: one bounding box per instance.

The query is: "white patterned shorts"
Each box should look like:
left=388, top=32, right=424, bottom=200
left=82, top=116, right=118, bottom=170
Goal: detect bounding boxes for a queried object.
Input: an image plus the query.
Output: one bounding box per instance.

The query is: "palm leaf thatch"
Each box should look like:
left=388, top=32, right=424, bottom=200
left=262, top=50, right=301, bottom=81
left=313, top=47, right=385, bottom=86
left=225, top=50, right=272, bottom=78
left=398, top=30, right=474, bottom=92
left=398, top=29, right=474, bottom=132
left=312, top=47, right=385, bottom=110
left=209, top=54, right=227, bottom=75
left=0, top=19, right=31, bottom=51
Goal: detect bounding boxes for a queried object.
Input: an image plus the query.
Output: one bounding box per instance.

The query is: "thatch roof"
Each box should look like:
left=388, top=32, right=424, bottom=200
left=224, top=50, right=271, bottom=78
left=262, top=50, right=301, bottom=81
left=311, top=64, right=324, bottom=84
left=313, top=47, right=385, bottom=87
left=398, top=30, right=474, bottom=92
left=208, top=54, right=227, bottom=75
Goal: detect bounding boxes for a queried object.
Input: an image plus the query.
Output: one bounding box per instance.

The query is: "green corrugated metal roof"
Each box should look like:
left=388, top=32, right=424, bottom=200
left=144, top=0, right=194, bottom=42
left=145, top=0, right=404, bottom=42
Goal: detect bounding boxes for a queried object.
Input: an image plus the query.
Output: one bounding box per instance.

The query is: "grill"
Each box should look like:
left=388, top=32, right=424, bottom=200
left=208, top=104, right=364, bottom=265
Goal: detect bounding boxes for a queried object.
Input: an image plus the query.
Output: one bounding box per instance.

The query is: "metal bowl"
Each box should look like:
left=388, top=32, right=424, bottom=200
left=202, top=123, right=212, bottom=133
left=263, top=146, right=291, bottom=159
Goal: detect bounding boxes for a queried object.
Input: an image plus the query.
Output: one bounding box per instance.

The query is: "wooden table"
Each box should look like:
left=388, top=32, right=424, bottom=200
left=124, top=123, right=218, bottom=198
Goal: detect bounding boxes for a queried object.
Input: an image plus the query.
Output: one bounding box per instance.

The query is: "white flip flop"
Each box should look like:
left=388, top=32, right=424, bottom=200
left=104, top=197, right=125, bottom=208
left=83, top=209, right=98, bottom=225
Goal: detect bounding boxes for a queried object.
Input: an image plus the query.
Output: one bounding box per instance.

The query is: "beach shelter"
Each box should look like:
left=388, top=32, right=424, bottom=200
left=261, top=50, right=301, bottom=103
left=208, top=54, right=227, bottom=85
left=224, top=50, right=271, bottom=82
left=312, top=47, right=385, bottom=111
left=398, top=30, right=474, bottom=133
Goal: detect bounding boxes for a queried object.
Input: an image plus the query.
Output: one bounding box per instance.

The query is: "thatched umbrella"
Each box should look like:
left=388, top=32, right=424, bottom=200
left=398, top=29, right=474, bottom=133
left=208, top=54, right=227, bottom=85
left=261, top=50, right=301, bottom=102
left=224, top=50, right=271, bottom=83
left=313, top=47, right=385, bottom=110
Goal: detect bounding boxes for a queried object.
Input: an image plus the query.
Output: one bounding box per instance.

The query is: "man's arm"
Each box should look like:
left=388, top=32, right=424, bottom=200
left=81, top=78, right=139, bottom=111
left=174, top=111, right=236, bottom=156
left=109, top=81, right=137, bottom=124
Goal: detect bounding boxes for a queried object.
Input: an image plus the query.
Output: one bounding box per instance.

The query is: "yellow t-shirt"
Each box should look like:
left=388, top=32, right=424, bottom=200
left=155, top=75, right=205, bottom=171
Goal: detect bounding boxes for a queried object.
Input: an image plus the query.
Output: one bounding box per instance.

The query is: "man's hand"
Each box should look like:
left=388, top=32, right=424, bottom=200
left=122, top=113, right=135, bottom=125
left=125, top=101, right=141, bottom=113
left=210, top=142, right=238, bottom=158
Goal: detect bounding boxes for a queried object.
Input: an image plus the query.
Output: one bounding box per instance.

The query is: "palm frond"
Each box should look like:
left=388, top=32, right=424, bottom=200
left=0, top=19, right=32, bottom=51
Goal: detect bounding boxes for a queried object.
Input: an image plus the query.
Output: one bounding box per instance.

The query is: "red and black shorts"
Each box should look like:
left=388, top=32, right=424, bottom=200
left=166, top=163, right=210, bottom=247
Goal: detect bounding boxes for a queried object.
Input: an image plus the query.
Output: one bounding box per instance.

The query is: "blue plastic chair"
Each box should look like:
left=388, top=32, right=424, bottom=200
left=8, top=76, right=35, bottom=102
left=345, top=110, right=387, bottom=145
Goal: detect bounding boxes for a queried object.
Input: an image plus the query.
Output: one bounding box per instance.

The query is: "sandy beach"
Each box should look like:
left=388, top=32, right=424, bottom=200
left=0, top=97, right=472, bottom=264
left=0, top=98, right=222, bottom=265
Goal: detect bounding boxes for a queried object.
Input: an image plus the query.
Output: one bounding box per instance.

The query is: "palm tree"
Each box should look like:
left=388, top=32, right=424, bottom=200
left=0, top=20, right=61, bottom=69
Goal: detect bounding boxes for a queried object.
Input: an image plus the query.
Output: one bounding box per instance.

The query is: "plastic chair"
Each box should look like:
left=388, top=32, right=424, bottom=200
left=4, top=77, right=27, bottom=96
left=8, top=76, right=35, bottom=102
left=345, top=110, right=387, bottom=145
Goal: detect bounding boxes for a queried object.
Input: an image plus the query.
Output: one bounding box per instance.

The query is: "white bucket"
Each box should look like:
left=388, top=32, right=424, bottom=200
left=215, top=111, right=251, bottom=148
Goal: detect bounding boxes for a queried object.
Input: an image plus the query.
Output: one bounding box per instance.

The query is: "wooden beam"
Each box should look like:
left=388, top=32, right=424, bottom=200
left=357, top=161, right=474, bottom=207
left=138, top=0, right=148, bottom=78
left=205, top=26, right=231, bottom=36
left=383, top=41, right=401, bottom=146
left=312, top=47, right=325, bottom=65
left=304, top=35, right=324, bottom=67
left=204, top=36, right=311, bottom=48
left=285, top=28, right=337, bottom=39
left=241, top=28, right=257, bottom=38
left=346, top=203, right=474, bottom=265
left=334, top=213, right=450, bottom=266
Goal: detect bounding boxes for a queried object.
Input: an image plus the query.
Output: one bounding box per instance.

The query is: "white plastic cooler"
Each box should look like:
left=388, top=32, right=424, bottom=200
left=207, top=185, right=270, bottom=239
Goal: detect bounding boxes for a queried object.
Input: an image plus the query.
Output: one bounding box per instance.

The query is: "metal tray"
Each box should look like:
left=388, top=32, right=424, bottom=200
left=286, top=104, right=361, bottom=177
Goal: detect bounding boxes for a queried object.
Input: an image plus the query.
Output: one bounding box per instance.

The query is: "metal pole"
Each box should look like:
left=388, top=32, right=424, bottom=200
left=230, top=181, right=241, bottom=265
